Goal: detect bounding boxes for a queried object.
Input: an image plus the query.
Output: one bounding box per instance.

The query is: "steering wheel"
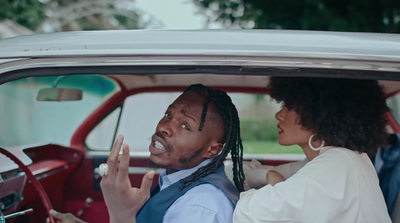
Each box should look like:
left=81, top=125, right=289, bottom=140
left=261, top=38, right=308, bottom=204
left=0, top=147, right=55, bottom=223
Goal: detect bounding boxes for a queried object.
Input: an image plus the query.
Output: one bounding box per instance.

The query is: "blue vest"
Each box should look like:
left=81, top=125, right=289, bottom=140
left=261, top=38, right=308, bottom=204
left=136, top=165, right=239, bottom=223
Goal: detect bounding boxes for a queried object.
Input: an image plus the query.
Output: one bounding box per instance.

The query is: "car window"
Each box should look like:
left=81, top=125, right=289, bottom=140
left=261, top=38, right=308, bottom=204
left=86, top=92, right=302, bottom=155
left=0, top=75, right=119, bottom=147
left=86, top=107, right=122, bottom=150
left=388, top=95, right=400, bottom=126
left=117, top=93, right=180, bottom=152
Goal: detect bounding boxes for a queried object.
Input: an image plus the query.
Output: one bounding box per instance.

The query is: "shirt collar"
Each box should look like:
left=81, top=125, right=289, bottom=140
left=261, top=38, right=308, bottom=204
left=159, top=158, right=213, bottom=191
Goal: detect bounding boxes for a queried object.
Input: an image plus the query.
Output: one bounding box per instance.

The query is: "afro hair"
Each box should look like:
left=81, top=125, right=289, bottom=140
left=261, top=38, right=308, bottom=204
left=268, top=76, right=389, bottom=156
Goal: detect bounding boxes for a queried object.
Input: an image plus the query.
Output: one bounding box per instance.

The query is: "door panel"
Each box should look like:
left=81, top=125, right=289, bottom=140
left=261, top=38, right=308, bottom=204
left=63, top=154, right=159, bottom=223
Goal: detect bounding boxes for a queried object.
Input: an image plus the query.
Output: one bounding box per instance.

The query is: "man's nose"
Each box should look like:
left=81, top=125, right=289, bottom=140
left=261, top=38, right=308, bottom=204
left=157, top=120, right=173, bottom=137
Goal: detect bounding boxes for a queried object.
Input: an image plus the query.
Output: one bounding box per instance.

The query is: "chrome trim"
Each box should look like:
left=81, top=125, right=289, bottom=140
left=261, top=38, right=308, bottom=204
left=94, top=166, right=163, bottom=176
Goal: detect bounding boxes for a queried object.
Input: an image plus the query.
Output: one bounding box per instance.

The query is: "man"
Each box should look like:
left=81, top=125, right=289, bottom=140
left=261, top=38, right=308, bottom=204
left=47, top=84, right=245, bottom=223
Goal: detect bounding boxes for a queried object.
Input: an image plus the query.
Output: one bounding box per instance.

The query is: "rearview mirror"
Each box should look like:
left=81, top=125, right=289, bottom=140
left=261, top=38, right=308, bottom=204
left=37, top=88, right=83, bottom=101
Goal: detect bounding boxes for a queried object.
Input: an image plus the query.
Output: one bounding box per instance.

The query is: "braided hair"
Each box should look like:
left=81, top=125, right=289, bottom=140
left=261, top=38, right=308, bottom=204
left=179, top=84, right=245, bottom=192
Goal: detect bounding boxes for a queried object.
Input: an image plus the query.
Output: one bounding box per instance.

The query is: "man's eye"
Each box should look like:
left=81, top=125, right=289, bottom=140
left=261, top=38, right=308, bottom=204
left=181, top=124, right=190, bottom=131
left=164, top=113, right=171, bottom=119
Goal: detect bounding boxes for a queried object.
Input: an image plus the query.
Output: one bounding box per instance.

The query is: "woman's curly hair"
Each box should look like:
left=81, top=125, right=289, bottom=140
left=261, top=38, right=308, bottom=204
left=268, top=76, right=389, bottom=156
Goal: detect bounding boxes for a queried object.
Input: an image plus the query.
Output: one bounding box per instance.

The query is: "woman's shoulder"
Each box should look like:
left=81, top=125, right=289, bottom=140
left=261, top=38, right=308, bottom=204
left=319, top=146, right=364, bottom=161
left=307, top=146, right=376, bottom=177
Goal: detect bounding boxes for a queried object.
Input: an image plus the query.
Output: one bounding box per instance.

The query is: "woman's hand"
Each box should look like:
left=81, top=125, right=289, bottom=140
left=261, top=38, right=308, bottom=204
left=243, top=160, right=285, bottom=189
left=100, top=135, right=155, bottom=223
left=46, top=210, right=87, bottom=223
left=243, top=160, right=269, bottom=190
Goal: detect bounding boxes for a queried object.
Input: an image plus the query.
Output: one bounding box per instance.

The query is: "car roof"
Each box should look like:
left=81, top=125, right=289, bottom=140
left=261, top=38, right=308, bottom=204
left=0, top=29, right=399, bottom=59
left=0, top=29, right=399, bottom=95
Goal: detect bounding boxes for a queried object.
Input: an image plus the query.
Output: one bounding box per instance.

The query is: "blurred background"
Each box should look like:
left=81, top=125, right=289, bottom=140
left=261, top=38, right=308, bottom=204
left=0, top=0, right=400, bottom=154
left=0, top=0, right=399, bottom=39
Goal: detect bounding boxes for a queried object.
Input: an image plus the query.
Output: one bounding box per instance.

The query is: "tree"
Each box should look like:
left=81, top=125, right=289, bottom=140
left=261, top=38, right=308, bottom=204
left=39, top=0, right=162, bottom=32
left=0, top=0, right=45, bottom=30
left=193, top=0, right=400, bottom=33
left=0, top=0, right=162, bottom=33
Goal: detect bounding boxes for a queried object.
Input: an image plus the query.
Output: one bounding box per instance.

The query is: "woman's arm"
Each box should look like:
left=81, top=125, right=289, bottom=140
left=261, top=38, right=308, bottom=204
left=243, top=159, right=307, bottom=189
left=266, top=170, right=285, bottom=186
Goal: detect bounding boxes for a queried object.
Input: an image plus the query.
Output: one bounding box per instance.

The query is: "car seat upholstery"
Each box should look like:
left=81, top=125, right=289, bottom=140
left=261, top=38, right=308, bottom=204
left=374, top=133, right=400, bottom=222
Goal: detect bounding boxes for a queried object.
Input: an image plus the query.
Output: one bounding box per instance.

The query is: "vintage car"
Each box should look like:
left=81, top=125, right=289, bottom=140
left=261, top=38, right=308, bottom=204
left=0, top=29, right=399, bottom=222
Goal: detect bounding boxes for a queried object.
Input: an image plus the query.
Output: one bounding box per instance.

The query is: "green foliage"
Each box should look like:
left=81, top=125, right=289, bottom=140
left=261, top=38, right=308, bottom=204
left=240, top=118, right=279, bottom=141
left=0, top=0, right=45, bottom=30
left=242, top=140, right=303, bottom=154
left=0, top=0, right=148, bottom=32
left=193, top=0, right=400, bottom=33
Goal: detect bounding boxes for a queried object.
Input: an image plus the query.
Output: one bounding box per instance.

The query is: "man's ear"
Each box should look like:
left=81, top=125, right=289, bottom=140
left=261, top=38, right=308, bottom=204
left=205, top=142, right=224, bottom=158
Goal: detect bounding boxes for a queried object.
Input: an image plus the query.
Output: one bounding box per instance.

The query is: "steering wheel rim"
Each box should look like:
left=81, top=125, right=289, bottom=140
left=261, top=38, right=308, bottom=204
left=0, top=147, right=55, bottom=223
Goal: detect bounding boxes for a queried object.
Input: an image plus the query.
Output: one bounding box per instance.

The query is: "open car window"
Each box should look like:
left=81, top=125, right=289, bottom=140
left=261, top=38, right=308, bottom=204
left=86, top=92, right=303, bottom=156
left=86, top=87, right=400, bottom=157
left=388, top=94, right=400, bottom=126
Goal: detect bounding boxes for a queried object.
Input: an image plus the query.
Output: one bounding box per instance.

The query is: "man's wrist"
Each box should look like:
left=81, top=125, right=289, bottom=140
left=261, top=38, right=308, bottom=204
left=109, top=214, right=136, bottom=223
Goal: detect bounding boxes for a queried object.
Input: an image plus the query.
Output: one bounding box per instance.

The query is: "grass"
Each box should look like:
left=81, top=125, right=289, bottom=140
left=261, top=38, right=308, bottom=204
left=242, top=140, right=304, bottom=154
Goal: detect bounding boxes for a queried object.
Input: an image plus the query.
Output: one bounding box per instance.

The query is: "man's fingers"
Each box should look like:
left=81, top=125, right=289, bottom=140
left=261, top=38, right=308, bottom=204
left=108, top=135, right=124, bottom=162
left=49, top=209, right=61, bottom=218
left=140, top=171, right=155, bottom=195
left=117, top=143, right=131, bottom=181
left=107, top=135, right=124, bottom=177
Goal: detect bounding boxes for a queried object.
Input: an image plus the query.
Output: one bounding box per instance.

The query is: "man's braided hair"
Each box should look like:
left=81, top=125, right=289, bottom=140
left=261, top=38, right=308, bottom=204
left=179, top=84, right=245, bottom=192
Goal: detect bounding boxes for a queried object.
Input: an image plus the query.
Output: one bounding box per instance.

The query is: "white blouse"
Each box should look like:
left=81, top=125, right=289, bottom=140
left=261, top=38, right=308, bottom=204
left=233, top=147, right=391, bottom=223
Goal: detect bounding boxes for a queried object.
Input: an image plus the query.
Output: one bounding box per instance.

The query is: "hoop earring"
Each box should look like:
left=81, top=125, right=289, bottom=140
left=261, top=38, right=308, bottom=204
left=308, top=134, right=325, bottom=151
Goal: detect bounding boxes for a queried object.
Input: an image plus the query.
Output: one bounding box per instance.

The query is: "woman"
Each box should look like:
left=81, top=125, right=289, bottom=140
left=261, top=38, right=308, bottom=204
left=234, top=76, right=391, bottom=222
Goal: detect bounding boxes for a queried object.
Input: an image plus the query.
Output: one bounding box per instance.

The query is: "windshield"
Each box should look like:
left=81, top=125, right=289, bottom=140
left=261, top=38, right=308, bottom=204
left=0, top=75, right=119, bottom=147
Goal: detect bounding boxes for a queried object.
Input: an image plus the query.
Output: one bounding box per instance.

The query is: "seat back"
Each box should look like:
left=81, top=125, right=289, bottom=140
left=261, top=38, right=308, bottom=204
left=374, top=133, right=400, bottom=221
left=392, top=192, right=400, bottom=223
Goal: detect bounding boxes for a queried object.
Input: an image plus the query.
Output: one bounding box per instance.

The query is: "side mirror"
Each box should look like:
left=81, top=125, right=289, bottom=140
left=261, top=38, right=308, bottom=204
left=37, top=88, right=83, bottom=101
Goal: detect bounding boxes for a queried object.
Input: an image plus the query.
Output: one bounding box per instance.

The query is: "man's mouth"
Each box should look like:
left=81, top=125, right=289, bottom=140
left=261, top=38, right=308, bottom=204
left=149, top=134, right=168, bottom=155
left=154, top=140, right=165, bottom=150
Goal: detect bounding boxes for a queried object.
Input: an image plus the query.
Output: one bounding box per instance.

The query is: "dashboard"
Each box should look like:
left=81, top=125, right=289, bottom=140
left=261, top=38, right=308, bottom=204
left=0, top=143, right=84, bottom=221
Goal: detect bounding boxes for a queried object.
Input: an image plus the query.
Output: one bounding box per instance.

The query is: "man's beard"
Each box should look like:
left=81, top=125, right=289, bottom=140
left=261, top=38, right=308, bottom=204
left=148, top=146, right=205, bottom=169
left=149, top=159, right=166, bottom=169
left=178, top=146, right=204, bottom=164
